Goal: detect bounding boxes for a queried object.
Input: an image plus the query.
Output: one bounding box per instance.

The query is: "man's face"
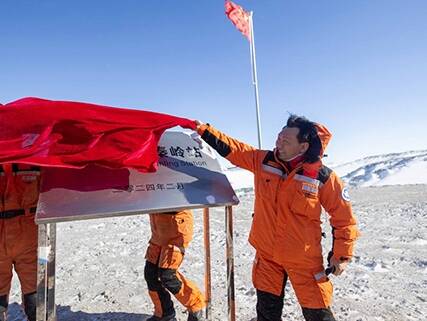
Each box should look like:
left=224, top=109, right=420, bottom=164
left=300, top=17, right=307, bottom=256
left=275, top=126, right=309, bottom=161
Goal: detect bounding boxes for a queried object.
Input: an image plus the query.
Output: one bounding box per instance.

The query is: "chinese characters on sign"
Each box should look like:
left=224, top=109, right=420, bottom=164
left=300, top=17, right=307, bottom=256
left=113, top=182, right=185, bottom=193
left=157, top=145, right=208, bottom=169
left=111, top=144, right=207, bottom=194
left=158, top=146, right=203, bottom=158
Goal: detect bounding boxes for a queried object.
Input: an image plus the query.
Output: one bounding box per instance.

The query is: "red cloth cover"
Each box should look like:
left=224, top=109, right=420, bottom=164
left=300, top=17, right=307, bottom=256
left=0, top=97, right=196, bottom=172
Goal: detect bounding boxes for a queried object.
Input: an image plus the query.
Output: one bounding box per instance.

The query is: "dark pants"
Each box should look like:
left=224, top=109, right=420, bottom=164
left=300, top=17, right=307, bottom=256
left=0, top=292, right=36, bottom=321
left=144, top=261, right=182, bottom=317
left=23, top=292, right=37, bottom=321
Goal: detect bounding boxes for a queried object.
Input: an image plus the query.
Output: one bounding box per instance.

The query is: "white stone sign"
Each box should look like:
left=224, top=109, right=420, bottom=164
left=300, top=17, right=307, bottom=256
left=36, top=131, right=239, bottom=224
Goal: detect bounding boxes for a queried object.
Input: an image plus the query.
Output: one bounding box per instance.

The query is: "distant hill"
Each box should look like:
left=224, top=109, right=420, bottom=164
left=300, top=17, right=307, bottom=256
left=333, top=150, right=427, bottom=186
left=224, top=150, right=427, bottom=190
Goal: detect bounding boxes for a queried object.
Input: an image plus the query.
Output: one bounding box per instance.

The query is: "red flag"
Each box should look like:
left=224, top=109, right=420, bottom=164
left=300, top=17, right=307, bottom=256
left=225, top=0, right=251, bottom=40
left=0, top=97, right=197, bottom=172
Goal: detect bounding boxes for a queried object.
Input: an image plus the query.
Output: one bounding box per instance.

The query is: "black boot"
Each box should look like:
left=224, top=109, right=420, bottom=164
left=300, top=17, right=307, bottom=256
left=302, top=307, right=336, bottom=321
left=0, top=295, right=8, bottom=321
left=187, top=310, right=205, bottom=321
left=23, top=292, right=36, bottom=321
left=146, top=310, right=177, bottom=321
left=0, top=306, right=6, bottom=321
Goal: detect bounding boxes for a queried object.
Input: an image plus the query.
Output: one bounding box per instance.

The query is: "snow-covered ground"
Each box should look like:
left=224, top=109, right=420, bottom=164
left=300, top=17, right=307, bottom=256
left=7, top=185, right=427, bottom=321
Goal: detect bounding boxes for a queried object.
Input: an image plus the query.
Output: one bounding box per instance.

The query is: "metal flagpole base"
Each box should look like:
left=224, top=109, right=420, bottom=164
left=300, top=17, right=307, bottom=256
left=225, top=206, right=236, bottom=321
left=203, top=208, right=212, bottom=320
left=36, top=223, right=57, bottom=321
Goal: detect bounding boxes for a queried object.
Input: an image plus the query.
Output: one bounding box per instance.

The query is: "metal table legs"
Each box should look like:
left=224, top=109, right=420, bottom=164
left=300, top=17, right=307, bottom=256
left=36, top=207, right=236, bottom=321
left=36, top=223, right=57, bottom=321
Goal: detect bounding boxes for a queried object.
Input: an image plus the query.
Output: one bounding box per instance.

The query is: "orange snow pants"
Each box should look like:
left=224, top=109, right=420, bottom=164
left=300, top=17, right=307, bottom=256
left=252, top=253, right=333, bottom=310
left=0, top=214, right=38, bottom=296
left=144, top=243, right=205, bottom=317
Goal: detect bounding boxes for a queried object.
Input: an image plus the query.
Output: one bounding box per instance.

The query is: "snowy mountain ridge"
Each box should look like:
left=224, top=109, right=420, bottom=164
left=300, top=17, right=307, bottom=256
left=333, top=149, right=427, bottom=186
left=224, top=149, right=427, bottom=190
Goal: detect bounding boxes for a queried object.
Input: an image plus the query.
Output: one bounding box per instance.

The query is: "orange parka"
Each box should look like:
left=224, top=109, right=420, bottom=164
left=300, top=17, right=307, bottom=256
left=197, top=124, right=359, bottom=269
left=149, top=210, right=194, bottom=248
left=0, top=164, right=40, bottom=296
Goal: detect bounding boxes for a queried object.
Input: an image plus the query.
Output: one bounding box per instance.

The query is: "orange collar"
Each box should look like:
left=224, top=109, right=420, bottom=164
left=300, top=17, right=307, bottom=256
left=302, top=161, right=322, bottom=179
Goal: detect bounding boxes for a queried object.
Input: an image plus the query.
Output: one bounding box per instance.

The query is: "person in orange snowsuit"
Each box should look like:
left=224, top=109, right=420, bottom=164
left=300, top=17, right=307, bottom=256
left=0, top=164, right=40, bottom=321
left=194, top=115, right=360, bottom=321
left=144, top=210, right=205, bottom=321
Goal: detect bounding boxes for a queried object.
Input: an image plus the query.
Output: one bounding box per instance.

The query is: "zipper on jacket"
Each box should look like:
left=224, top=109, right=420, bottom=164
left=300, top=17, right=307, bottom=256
left=274, top=175, right=286, bottom=205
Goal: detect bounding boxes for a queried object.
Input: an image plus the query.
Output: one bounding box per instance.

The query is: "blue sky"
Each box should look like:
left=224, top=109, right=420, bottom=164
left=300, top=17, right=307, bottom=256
left=1, top=0, right=426, bottom=163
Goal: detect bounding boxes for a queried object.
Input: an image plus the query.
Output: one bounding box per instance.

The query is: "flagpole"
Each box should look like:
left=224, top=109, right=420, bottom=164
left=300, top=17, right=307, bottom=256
left=249, top=11, right=262, bottom=149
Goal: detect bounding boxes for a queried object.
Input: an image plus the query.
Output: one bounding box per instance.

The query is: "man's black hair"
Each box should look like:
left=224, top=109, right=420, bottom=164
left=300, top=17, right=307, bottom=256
left=286, top=114, right=322, bottom=163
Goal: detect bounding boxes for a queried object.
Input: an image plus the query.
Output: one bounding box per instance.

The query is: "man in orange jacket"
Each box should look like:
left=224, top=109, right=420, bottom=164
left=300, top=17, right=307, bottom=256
left=194, top=115, right=359, bottom=321
left=144, top=210, right=206, bottom=321
left=0, top=164, right=40, bottom=321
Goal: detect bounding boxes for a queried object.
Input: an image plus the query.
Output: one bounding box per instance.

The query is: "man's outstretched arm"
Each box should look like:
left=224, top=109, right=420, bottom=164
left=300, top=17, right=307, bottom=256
left=195, top=121, right=257, bottom=173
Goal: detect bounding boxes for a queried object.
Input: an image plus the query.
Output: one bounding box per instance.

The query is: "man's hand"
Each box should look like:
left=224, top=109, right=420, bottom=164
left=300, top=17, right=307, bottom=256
left=194, top=120, right=203, bottom=129
left=329, top=257, right=350, bottom=276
